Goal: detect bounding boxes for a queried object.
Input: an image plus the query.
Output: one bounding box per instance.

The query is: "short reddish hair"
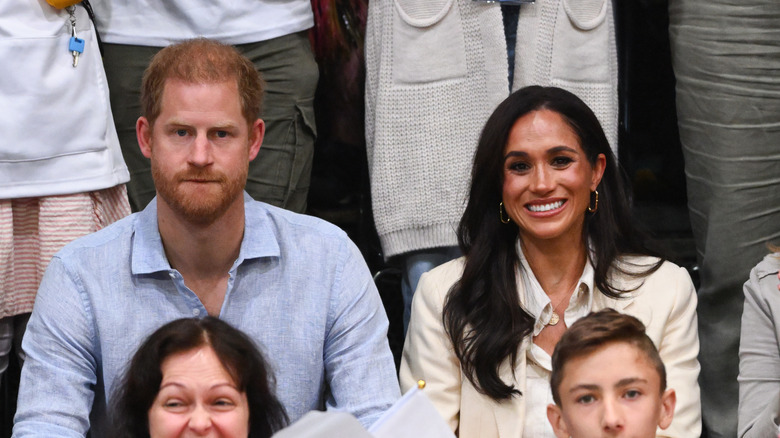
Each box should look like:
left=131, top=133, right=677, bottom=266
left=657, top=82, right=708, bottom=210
left=141, top=38, right=264, bottom=127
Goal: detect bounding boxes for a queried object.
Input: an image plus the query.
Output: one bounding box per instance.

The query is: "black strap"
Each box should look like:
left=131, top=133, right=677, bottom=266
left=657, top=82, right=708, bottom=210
left=79, top=0, right=103, bottom=56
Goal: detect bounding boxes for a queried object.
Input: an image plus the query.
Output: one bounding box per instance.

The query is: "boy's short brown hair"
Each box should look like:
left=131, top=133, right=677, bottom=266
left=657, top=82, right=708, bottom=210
left=550, top=309, right=666, bottom=406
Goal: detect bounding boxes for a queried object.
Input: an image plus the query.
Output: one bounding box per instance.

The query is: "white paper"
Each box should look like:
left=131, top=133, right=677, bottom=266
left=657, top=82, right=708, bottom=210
left=369, top=386, right=456, bottom=438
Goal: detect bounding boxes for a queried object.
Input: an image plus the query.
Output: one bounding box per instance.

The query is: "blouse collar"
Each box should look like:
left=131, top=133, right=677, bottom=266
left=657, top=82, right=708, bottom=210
left=516, top=239, right=595, bottom=337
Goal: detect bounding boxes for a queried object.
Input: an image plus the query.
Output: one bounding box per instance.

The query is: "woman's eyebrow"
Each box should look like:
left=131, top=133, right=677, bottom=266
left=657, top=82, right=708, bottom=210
left=504, top=145, right=578, bottom=161
left=547, top=145, right=578, bottom=154
left=504, top=151, right=528, bottom=160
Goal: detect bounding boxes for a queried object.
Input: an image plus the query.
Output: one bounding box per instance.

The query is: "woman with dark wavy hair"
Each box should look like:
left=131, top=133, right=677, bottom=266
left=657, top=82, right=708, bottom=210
left=399, top=86, right=701, bottom=437
left=112, top=317, right=288, bottom=438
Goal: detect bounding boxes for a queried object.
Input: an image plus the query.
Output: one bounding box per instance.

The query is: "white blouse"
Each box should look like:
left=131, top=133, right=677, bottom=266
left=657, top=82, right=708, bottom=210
left=517, top=243, right=595, bottom=437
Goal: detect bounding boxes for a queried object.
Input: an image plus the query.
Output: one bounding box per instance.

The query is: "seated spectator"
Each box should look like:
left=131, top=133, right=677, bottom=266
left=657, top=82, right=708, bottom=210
left=400, top=86, right=700, bottom=437
left=13, top=38, right=399, bottom=437
left=112, top=317, right=288, bottom=438
left=738, top=250, right=780, bottom=437
left=546, top=309, right=676, bottom=438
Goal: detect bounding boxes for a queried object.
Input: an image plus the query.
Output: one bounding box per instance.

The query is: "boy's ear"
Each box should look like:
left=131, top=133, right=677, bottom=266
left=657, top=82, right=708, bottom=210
left=547, top=403, right=571, bottom=438
left=658, top=388, right=676, bottom=429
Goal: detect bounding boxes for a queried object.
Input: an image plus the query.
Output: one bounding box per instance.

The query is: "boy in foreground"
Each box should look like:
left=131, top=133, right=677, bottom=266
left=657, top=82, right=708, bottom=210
left=547, top=309, right=677, bottom=438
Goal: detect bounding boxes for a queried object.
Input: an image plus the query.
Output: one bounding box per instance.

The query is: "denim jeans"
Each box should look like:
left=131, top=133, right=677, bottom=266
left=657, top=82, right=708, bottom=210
left=399, top=246, right=461, bottom=335
left=0, top=313, right=29, bottom=379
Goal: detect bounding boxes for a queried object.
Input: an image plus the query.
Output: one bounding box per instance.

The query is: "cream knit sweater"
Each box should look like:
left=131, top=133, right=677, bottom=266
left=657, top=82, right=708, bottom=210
left=365, top=0, right=617, bottom=258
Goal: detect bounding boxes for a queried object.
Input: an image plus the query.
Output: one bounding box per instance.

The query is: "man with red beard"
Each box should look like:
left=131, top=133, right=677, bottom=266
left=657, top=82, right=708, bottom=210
left=13, top=39, right=400, bottom=438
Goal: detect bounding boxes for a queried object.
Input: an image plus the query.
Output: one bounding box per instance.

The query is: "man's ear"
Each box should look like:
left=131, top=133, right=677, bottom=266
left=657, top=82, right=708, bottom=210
left=137, top=116, right=153, bottom=159
left=547, top=403, right=571, bottom=438
left=658, top=388, right=676, bottom=430
left=248, top=118, right=265, bottom=161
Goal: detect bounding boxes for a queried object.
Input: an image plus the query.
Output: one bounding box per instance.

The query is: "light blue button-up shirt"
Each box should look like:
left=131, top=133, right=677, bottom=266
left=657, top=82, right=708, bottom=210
left=13, top=194, right=400, bottom=437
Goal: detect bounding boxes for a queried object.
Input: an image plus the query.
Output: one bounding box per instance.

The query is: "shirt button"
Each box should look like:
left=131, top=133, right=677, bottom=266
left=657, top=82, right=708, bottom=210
left=192, top=308, right=201, bottom=316
left=169, top=272, right=176, bottom=279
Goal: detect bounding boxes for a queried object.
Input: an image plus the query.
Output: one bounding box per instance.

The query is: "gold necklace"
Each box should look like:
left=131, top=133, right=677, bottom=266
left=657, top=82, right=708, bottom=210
left=547, top=298, right=565, bottom=326
left=547, top=284, right=579, bottom=326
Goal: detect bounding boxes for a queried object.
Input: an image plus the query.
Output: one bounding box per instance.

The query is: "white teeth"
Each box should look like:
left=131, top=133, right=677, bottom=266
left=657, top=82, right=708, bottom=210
left=527, top=201, right=564, bottom=212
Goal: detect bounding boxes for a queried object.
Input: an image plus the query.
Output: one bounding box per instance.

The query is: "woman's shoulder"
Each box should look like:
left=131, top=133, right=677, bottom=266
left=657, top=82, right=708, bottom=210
left=610, top=255, right=694, bottom=300
left=612, top=254, right=688, bottom=277
left=425, top=256, right=467, bottom=279
left=414, top=257, right=467, bottom=305
left=601, top=256, right=697, bottom=343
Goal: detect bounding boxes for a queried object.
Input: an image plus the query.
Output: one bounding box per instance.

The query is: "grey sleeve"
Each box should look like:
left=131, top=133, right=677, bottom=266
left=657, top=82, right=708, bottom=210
left=738, top=263, right=780, bottom=438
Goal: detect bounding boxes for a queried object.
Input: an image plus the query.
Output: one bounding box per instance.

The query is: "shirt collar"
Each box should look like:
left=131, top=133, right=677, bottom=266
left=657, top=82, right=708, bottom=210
left=516, top=240, right=595, bottom=336
left=131, top=192, right=281, bottom=275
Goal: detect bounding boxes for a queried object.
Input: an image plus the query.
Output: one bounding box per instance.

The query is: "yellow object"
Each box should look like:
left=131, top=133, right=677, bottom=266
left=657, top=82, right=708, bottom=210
left=417, top=379, right=426, bottom=389
left=46, top=0, right=82, bottom=9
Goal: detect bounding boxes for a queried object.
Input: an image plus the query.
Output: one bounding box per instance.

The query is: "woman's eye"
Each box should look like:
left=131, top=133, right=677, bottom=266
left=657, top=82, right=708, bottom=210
left=551, top=156, right=574, bottom=167
left=508, top=162, right=530, bottom=172
left=213, top=398, right=236, bottom=409
left=163, top=399, right=185, bottom=408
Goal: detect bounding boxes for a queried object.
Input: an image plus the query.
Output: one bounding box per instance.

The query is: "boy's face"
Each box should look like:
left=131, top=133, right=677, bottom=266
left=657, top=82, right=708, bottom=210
left=546, top=342, right=676, bottom=438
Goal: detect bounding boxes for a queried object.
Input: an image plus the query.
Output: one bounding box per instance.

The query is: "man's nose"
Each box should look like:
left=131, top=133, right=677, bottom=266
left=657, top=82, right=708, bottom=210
left=188, top=133, right=214, bottom=167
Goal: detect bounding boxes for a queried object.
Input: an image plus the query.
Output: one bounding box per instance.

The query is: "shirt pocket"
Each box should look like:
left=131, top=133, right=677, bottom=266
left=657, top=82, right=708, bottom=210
left=0, top=30, right=109, bottom=164
left=392, top=0, right=467, bottom=84
left=549, top=0, right=610, bottom=85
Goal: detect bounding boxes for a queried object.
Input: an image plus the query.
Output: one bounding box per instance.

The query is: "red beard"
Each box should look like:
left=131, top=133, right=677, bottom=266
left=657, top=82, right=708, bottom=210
left=153, top=164, right=247, bottom=226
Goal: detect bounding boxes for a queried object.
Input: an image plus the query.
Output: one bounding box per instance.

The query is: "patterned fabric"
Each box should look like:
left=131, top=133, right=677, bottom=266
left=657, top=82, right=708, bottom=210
left=0, top=185, right=130, bottom=318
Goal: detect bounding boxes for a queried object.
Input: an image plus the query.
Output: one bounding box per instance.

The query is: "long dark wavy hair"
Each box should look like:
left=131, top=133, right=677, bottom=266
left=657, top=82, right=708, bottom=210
left=111, top=317, right=289, bottom=437
left=442, top=86, right=662, bottom=401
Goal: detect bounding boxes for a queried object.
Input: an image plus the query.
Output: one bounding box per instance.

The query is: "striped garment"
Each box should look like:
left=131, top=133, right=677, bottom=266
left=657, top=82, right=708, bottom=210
left=0, top=185, right=130, bottom=318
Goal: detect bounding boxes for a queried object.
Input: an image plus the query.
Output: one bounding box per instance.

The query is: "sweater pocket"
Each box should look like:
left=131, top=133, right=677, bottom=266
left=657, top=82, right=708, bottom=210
left=550, top=0, right=610, bottom=84
left=392, top=0, right=467, bottom=84
left=562, top=0, right=607, bottom=31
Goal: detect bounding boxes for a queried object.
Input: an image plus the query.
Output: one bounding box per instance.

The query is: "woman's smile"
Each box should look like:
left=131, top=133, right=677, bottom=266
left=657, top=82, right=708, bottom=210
left=525, top=199, right=567, bottom=215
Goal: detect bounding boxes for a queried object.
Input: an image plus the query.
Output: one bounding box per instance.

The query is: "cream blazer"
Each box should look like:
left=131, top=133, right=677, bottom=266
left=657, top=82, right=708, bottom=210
left=400, top=256, right=701, bottom=437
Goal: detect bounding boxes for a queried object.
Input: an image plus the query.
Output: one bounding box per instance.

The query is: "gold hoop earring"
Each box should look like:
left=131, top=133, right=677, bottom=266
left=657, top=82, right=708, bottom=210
left=499, top=202, right=512, bottom=224
left=587, top=190, right=599, bottom=213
